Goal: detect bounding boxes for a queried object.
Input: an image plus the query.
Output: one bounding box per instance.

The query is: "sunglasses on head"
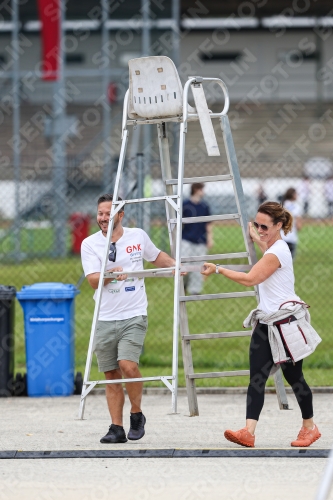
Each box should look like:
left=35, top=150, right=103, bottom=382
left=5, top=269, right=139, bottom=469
left=253, top=221, right=274, bottom=231
left=108, top=242, right=116, bottom=262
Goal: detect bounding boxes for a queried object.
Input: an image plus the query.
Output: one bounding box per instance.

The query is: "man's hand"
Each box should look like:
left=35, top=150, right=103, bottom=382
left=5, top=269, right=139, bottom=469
left=87, top=269, right=127, bottom=290
left=201, top=263, right=217, bottom=276
left=152, top=251, right=186, bottom=275
left=107, top=267, right=128, bottom=281
left=172, top=268, right=187, bottom=276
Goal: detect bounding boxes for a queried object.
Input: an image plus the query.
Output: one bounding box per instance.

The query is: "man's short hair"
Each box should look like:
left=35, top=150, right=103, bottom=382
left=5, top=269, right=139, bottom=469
left=97, top=193, right=124, bottom=212
left=191, top=183, right=204, bottom=196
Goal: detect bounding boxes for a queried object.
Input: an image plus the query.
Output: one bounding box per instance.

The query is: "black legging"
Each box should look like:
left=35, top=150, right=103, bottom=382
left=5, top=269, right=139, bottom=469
left=246, top=322, right=313, bottom=421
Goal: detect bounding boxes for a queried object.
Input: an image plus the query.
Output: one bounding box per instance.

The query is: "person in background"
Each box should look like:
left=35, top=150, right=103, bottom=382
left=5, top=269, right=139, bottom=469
left=257, top=185, right=267, bottom=207
left=281, top=188, right=302, bottom=259
left=182, top=183, right=213, bottom=295
left=298, top=175, right=310, bottom=216
left=324, top=175, right=333, bottom=217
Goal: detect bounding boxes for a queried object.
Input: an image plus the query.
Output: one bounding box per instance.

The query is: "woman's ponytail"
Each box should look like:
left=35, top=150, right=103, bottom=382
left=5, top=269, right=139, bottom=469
left=282, top=208, right=293, bottom=235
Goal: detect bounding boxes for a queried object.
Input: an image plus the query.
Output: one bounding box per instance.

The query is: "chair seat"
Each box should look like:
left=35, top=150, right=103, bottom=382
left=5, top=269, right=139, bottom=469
left=128, top=56, right=195, bottom=119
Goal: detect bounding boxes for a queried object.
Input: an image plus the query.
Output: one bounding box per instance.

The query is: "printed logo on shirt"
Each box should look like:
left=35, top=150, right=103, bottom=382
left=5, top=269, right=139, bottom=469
left=126, top=244, right=142, bottom=253
left=125, top=278, right=135, bottom=282
left=126, top=243, right=143, bottom=263
left=125, top=286, right=135, bottom=292
left=108, top=288, right=120, bottom=294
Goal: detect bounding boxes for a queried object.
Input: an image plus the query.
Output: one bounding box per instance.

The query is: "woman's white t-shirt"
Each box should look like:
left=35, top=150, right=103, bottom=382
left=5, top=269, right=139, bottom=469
left=81, top=227, right=160, bottom=321
left=258, top=239, right=300, bottom=314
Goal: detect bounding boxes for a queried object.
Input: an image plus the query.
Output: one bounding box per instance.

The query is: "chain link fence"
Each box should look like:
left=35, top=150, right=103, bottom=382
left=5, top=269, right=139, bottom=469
left=1, top=102, right=333, bottom=387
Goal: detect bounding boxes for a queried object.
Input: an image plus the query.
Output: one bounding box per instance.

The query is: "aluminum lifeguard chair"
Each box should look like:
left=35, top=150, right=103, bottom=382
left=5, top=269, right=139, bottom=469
left=78, top=56, right=290, bottom=419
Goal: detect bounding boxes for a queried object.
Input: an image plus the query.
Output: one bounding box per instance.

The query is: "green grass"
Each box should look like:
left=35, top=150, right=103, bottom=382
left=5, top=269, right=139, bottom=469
left=1, top=222, right=332, bottom=387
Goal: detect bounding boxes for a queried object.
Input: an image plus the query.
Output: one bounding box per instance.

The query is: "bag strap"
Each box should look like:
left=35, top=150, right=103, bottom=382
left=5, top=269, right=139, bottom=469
left=279, top=300, right=310, bottom=310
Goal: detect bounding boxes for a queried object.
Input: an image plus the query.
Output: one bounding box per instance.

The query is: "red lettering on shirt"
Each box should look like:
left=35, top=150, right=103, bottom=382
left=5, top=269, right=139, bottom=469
left=126, top=244, right=142, bottom=253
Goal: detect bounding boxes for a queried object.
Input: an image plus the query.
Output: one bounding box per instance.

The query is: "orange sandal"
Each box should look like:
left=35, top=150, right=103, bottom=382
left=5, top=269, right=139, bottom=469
left=224, top=428, right=255, bottom=448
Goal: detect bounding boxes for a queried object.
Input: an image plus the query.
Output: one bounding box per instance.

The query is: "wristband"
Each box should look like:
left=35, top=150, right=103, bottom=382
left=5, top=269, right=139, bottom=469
left=215, top=264, right=220, bottom=274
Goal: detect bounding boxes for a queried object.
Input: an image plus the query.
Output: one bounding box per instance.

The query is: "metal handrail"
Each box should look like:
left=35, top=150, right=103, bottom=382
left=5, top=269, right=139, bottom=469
left=182, top=76, right=230, bottom=127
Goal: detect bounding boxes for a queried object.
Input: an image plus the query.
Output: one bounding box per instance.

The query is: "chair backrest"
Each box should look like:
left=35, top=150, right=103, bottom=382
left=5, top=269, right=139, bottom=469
left=128, top=56, right=183, bottom=119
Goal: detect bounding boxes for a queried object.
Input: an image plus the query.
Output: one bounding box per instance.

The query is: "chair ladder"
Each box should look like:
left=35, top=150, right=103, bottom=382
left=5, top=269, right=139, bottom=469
left=172, top=78, right=290, bottom=417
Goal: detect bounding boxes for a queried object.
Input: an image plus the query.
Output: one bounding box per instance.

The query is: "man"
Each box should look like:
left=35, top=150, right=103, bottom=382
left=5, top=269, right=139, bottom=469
left=324, top=175, right=333, bottom=217
left=81, top=193, right=176, bottom=444
left=298, top=175, right=310, bottom=216
left=182, top=183, right=213, bottom=295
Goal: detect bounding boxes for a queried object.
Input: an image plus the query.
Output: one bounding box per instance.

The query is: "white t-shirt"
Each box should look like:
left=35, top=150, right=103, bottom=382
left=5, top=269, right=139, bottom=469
left=258, top=240, right=300, bottom=314
left=281, top=200, right=301, bottom=244
left=297, top=180, right=310, bottom=202
left=81, top=227, right=161, bottom=321
left=325, top=180, right=333, bottom=202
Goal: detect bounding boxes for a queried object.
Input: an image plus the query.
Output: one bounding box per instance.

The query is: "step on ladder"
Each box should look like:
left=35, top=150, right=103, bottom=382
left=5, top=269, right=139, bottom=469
left=78, top=56, right=289, bottom=419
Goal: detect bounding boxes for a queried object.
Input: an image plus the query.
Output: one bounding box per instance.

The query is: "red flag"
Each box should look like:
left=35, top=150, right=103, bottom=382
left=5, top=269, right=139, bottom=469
left=37, top=0, right=60, bottom=80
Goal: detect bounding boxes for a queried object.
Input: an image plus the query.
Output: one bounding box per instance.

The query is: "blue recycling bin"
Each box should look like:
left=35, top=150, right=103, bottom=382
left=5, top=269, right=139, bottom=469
left=17, top=283, right=80, bottom=397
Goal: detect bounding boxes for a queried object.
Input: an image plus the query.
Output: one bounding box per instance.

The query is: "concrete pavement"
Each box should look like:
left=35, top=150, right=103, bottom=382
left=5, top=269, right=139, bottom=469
left=0, top=391, right=332, bottom=500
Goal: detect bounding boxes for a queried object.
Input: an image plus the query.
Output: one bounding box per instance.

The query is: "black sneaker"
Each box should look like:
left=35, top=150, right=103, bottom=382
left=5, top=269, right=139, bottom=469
left=100, top=424, right=128, bottom=444
left=128, top=412, right=146, bottom=440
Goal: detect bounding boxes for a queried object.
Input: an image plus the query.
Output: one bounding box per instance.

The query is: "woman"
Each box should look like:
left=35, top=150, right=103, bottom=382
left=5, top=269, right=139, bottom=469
left=281, top=187, right=302, bottom=258
left=201, top=201, right=321, bottom=448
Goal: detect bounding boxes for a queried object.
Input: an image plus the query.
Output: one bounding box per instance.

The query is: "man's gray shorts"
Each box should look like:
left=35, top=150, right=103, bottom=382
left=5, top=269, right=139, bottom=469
left=94, top=315, right=148, bottom=372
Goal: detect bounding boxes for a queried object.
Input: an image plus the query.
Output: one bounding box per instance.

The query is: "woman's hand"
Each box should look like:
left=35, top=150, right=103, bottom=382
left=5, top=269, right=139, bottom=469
left=248, top=221, right=267, bottom=253
left=248, top=222, right=259, bottom=243
left=201, top=263, right=217, bottom=276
